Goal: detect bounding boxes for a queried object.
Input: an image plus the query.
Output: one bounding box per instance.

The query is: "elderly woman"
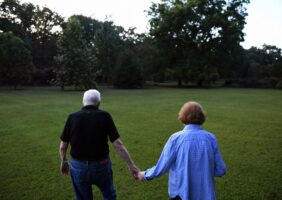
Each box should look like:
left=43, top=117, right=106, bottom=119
left=137, top=101, right=226, bottom=200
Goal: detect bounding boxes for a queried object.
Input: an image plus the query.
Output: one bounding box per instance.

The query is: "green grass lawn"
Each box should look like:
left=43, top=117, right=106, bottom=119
left=0, top=87, right=281, bottom=200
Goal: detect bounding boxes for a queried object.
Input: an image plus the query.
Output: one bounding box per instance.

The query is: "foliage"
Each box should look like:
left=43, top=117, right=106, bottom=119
left=70, top=15, right=101, bottom=46
left=147, top=0, right=250, bottom=86
left=1, top=0, right=281, bottom=89
left=30, top=6, right=64, bottom=67
left=242, top=44, right=282, bottom=88
left=246, top=45, right=282, bottom=68
left=32, top=68, right=55, bottom=85
left=113, top=49, right=144, bottom=89
left=258, top=63, right=282, bottom=79
left=93, top=21, right=123, bottom=83
left=0, top=0, right=64, bottom=68
left=257, top=63, right=282, bottom=88
left=0, top=32, right=33, bottom=89
left=72, top=16, right=147, bottom=85
left=134, top=38, right=162, bottom=82
left=0, top=0, right=26, bottom=38
left=119, top=29, right=162, bottom=82
left=55, top=17, right=97, bottom=90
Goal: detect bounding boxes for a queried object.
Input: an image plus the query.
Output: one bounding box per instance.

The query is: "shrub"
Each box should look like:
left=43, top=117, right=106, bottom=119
left=275, top=80, right=282, bottom=89
left=32, top=68, right=55, bottom=85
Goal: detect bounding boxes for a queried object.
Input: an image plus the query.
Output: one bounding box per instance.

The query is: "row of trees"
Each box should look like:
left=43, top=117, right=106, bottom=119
left=0, top=0, right=148, bottom=89
left=1, top=0, right=281, bottom=89
left=237, top=45, right=282, bottom=88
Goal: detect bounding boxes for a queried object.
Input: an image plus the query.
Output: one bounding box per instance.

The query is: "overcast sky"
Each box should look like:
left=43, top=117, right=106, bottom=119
left=21, top=0, right=282, bottom=49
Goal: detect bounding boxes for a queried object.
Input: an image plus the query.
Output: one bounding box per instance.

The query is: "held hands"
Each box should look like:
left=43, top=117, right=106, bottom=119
left=135, top=171, right=145, bottom=181
left=128, top=164, right=145, bottom=181
left=129, top=164, right=140, bottom=179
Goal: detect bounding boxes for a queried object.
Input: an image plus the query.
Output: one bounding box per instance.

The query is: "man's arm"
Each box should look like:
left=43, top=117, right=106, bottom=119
left=112, top=138, right=139, bottom=177
left=59, top=141, right=69, bottom=175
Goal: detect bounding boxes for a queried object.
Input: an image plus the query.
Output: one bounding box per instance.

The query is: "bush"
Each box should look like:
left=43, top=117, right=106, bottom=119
left=32, top=68, right=55, bottom=85
left=275, top=80, right=282, bottom=89
left=238, top=79, right=258, bottom=88
left=257, top=79, right=272, bottom=88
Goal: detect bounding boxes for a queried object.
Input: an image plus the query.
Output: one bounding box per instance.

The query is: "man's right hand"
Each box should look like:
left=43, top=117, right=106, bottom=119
left=136, top=171, right=145, bottom=181
left=113, top=138, right=141, bottom=179
left=129, top=164, right=140, bottom=179
left=60, top=162, right=69, bottom=175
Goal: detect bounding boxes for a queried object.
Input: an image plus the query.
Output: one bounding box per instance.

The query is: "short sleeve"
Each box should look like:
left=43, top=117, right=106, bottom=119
left=60, top=115, right=71, bottom=142
left=105, top=113, right=120, bottom=142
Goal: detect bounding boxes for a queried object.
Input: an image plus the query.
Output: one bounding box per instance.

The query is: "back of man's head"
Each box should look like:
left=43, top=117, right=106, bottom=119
left=83, top=89, right=101, bottom=106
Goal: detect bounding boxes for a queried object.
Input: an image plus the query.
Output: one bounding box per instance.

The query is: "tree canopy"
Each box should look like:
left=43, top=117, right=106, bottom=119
left=0, top=0, right=63, bottom=68
left=55, top=17, right=96, bottom=90
left=0, top=0, right=281, bottom=89
left=147, top=0, right=250, bottom=86
left=0, top=32, right=34, bottom=89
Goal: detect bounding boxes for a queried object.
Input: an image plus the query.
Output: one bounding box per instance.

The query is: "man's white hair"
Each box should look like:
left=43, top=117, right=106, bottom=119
left=83, top=89, right=101, bottom=106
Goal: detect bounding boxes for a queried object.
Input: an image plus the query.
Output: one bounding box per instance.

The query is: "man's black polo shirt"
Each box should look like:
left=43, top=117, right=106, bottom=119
left=60, top=105, right=120, bottom=161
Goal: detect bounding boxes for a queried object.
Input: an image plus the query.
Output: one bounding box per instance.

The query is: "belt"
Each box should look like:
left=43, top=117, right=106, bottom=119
left=72, top=157, right=108, bottom=164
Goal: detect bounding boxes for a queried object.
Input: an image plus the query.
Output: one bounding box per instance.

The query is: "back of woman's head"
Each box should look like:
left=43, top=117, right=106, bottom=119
left=178, top=101, right=206, bottom=125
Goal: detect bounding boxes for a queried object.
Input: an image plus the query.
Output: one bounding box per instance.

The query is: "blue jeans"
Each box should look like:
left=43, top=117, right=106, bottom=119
left=70, top=159, right=116, bottom=200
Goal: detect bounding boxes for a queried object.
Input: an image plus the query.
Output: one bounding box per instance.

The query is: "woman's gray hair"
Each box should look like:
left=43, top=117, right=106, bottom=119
left=83, top=89, right=101, bottom=106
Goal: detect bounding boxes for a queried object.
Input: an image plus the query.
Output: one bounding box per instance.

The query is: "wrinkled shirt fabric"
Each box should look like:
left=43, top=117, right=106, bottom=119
left=145, top=124, right=226, bottom=200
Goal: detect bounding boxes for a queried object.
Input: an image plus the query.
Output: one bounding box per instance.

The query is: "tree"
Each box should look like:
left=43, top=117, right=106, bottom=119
left=134, top=37, right=162, bottom=81
left=0, top=0, right=24, bottom=37
left=94, top=21, right=123, bottom=83
left=246, top=45, right=281, bottom=76
left=55, top=17, right=96, bottom=90
left=71, top=15, right=101, bottom=46
left=30, top=6, right=64, bottom=68
left=147, top=0, right=250, bottom=86
left=113, top=49, right=144, bottom=89
left=118, top=28, right=162, bottom=82
left=1, top=0, right=64, bottom=69
left=254, top=45, right=282, bottom=88
left=0, top=32, right=34, bottom=89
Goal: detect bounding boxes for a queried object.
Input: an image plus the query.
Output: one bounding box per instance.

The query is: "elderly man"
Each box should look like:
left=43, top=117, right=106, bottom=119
left=136, top=101, right=226, bottom=200
left=59, top=89, right=139, bottom=200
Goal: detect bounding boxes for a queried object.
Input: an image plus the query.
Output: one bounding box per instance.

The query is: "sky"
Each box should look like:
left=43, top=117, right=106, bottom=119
left=21, top=0, right=282, bottom=49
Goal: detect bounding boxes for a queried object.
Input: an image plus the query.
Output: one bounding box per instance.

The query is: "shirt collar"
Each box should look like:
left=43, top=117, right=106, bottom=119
left=82, top=105, right=98, bottom=110
left=184, top=124, right=202, bottom=130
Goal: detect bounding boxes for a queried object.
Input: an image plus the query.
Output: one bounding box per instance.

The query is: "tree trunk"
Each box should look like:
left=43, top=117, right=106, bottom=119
left=197, top=80, right=203, bottom=87
left=178, top=79, right=182, bottom=87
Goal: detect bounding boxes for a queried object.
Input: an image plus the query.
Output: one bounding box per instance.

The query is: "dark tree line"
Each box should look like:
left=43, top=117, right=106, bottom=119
left=1, top=0, right=281, bottom=89
left=228, top=44, right=282, bottom=88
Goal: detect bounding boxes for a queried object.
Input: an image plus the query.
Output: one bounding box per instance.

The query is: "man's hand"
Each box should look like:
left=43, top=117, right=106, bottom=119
left=60, top=161, right=69, bottom=175
left=59, top=141, right=69, bottom=175
left=129, top=164, right=140, bottom=179
left=136, top=171, right=145, bottom=181
left=112, top=139, right=140, bottom=179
